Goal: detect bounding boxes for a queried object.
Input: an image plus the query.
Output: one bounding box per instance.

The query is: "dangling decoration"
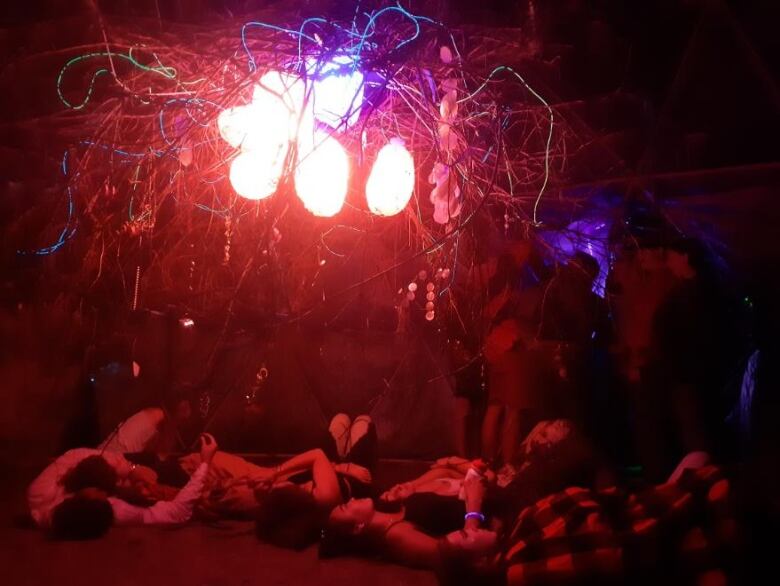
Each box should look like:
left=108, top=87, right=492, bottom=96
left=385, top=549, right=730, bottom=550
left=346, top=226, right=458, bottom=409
left=223, top=216, right=232, bottom=264
left=245, top=364, right=269, bottom=405
left=199, top=390, right=211, bottom=419
left=131, top=265, right=141, bottom=311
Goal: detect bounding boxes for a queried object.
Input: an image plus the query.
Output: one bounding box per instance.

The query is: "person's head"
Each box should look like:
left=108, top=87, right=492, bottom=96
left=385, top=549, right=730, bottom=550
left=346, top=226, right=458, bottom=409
left=437, top=529, right=503, bottom=586
left=320, top=498, right=382, bottom=558
left=566, top=251, right=600, bottom=288
left=50, top=493, right=114, bottom=540
left=60, top=455, right=118, bottom=494
left=667, top=237, right=711, bottom=280
left=327, top=497, right=375, bottom=530
left=255, top=485, right=324, bottom=550
left=165, top=386, right=194, bottom=424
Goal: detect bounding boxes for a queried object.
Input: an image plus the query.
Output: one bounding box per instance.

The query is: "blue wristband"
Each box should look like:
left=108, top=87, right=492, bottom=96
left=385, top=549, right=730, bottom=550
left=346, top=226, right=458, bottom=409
left=464, top=511, right=485, bottom=523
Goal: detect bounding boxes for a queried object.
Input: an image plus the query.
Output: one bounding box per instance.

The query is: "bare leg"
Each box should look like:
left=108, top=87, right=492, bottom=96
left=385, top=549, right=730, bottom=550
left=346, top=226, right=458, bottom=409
left=328, top=413, right=351, bottom=459
left=348, top=415, right=372, bottom=454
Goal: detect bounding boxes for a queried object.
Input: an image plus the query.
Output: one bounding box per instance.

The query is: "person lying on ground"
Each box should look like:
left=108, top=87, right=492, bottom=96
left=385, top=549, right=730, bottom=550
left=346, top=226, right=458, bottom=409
left=378, top=419, right=615, bottom=535
left=38, top=433, right=218, bottom=540
left=324, top=451, right=737, bottom=586
left=176, top=413, right=376, bottom=521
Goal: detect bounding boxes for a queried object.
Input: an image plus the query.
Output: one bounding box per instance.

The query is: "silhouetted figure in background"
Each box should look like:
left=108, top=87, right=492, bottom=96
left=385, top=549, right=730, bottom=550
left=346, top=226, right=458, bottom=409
left=641, top=239, right=739, bottom=481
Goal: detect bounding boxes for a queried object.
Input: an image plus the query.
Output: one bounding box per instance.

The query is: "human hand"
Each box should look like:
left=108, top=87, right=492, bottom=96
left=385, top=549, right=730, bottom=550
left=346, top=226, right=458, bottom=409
left=463, top=468, right=487, bottom=512
left=432, top=456, right=469, bottom=469
left=380, top=482, right=415, bottom=502
left=484, top=319, right=520, bottom=362
left=199, top=433, right=218, bottom=466
left=246, top=468, right=277, bottom=489
left=340, top=463, right=372, bottom=484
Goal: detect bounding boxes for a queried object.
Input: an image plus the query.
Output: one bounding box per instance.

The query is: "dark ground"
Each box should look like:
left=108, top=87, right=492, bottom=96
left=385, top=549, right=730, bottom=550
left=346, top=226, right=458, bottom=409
left=2, top=459, right=436, bottom=586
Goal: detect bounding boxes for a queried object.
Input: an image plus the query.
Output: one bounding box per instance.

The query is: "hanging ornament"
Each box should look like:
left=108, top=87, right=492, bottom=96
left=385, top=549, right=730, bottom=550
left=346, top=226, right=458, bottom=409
left=246, top=364, right=269, bottom=405
left=199, top=390, right=211, bottom=419
left=223, top=216, right=232, bottom=264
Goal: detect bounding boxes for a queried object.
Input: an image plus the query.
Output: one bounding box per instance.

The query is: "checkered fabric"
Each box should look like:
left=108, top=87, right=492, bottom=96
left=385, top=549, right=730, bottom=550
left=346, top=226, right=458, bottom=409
left=503, top=466, right=736, bottom=585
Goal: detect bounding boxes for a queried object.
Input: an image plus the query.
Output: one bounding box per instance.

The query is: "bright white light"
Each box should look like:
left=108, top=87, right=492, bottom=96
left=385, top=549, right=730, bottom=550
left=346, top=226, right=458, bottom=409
left=366, top=139, right=415, bottom=216
left=229, top=148, right=286, bottom=200
left=308, top=56, right=364, bottom=130
left=252, top=71, right=309, bottom=143
left=295, top=131, right=349, bottom=217
left=218, top=65, right=361, bottom=204
left=217, top=106, right=255, bottom=149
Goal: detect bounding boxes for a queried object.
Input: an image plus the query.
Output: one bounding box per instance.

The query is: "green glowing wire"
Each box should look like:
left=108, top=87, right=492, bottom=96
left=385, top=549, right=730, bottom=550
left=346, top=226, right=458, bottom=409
left=57, top=49, right=179, bottom=110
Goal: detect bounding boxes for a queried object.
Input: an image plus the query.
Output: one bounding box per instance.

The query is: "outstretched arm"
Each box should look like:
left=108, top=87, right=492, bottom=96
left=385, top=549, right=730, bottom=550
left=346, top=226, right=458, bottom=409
left=111, top=434, right=218, bottom=526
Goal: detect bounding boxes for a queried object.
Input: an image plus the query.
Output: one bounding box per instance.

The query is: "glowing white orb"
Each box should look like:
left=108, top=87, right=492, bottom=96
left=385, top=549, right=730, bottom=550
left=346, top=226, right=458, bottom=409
left=365, top=140, right=415, bottom=217
left=253, top=71, right=309, bottom=143
left=217, top=106, right=255, bottom=149
left=308, top=56, right=364, bottom=129
left=295, top=131, right=349, bottom=217
left=229, top=149, right=286, bottom=200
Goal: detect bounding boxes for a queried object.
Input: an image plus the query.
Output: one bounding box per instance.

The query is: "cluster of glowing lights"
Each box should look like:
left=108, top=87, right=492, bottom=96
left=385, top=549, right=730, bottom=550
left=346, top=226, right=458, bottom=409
left=218, top=63, right=414, bottom=218
left=218, top=70, right=306, bottom=200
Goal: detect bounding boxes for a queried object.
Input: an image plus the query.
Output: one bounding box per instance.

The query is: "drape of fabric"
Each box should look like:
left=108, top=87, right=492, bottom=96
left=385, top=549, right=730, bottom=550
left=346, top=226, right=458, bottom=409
left=503, top=466, right=736, bottom=584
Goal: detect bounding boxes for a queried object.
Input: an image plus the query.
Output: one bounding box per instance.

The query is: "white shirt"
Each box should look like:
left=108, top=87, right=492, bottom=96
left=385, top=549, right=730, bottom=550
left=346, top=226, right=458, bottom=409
left=99, top=407, right=165, bottom=453
left=109, top=462, right=208, bottom=525
left=27, top=448, right=132, bottom=528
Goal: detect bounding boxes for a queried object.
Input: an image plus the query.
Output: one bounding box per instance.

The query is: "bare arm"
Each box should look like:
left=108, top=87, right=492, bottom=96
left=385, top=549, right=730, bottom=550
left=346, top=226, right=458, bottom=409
left=269, top=449, right=341, bottom=508
left=383, top=522, right=442, bottom=569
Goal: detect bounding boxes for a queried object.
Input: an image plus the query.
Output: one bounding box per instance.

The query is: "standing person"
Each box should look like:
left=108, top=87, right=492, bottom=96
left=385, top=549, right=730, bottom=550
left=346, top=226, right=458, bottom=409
left=643, top=239, right=738, bottom=480
left=481, top=242, right=543, bottom=471
left=447, top=320, right=485, bottom=458
left=535, top=252, right=610, bottom=427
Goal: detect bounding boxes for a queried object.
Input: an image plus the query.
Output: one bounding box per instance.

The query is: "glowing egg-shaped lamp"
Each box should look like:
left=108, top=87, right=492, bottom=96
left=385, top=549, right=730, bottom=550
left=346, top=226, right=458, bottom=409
left=229, top=148, right=286, bottom=200
left=295, top=131, right=349, bottom=217
left=253, top=71, right=308, bottom=143
left=308, top=56, right=364, bottom=130
left=366, top=139, right=415, bottom=217
left=217, top=106, right=255, bottom=149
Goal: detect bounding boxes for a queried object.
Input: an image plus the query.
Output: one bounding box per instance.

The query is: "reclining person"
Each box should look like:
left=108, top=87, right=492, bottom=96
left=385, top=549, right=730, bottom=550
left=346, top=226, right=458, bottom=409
left=178, top=413, right=377, bottom=522
left=28, top=433, right=218, bottom=540
left=377, top=419, right=613, bottom=537
left=324, top=451, right=734, bottom=586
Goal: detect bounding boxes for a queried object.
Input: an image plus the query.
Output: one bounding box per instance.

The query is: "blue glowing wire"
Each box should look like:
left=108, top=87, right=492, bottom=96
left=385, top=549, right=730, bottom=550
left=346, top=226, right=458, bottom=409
left=158, top=97, right=221, bottom=147
left=242, top=21, right=318, bottom=72
left=18, top=150, right=77, bottom=256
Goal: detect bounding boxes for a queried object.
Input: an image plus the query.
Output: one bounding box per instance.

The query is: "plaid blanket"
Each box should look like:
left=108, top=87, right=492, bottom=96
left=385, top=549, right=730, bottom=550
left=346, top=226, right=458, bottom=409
left=503, top=466, right=737, bottom=585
